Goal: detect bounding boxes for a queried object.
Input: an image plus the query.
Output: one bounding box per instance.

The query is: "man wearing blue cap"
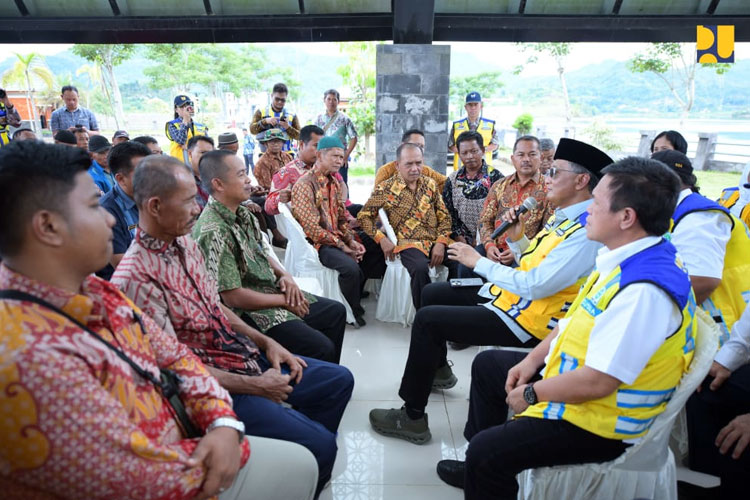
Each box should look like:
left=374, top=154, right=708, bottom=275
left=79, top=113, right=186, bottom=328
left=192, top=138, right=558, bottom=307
left=165, top=94, right=208, bottom=164
left=449, top=92, right=499, bottom=170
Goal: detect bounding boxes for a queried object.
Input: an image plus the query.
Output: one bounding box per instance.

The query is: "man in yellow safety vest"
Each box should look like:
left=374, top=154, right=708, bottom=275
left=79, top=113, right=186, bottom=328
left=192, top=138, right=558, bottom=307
left=448, top=91, right=498, bottom=170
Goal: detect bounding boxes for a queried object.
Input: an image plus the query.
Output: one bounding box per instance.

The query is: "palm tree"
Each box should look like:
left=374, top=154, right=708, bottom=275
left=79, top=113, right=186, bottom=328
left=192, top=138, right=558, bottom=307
left=1, top=53, right=55, bottom=134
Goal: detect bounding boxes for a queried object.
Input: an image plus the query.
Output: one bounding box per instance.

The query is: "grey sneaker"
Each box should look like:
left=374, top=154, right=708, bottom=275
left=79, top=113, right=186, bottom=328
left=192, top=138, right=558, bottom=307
left=432, top=361, right=458, bottom=390
left=369, top=406, right=431, bottom=444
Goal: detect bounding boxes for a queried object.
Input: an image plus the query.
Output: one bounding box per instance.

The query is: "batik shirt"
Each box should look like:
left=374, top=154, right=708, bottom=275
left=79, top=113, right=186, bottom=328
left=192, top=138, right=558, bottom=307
left=358, top=175, right=453, bottom=256
left=192, top=197, right=315, bottom=333
left=443, top=161, right=503, bottom=246
left=479, top=170, right=551, bottom=251
left=0, top=264, right=249, bottom=500
left=266, top=158, right=348, bottom=216
left=254, top=150, right=293, bottom=191
left=112, top=229, right=262, bottom=376
left=291, top=165, right=355, bottom=250
left=314, top=111, right=358, bottom=147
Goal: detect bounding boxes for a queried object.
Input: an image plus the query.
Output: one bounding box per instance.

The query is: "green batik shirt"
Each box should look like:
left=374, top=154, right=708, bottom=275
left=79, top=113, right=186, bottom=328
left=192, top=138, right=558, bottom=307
left=192, top=196, right=315, bottom=332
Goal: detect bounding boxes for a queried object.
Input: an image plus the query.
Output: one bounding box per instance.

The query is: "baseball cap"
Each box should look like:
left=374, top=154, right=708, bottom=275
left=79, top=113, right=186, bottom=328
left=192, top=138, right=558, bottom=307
left=465, top=92, right=482, bottom=103
left=651, top=149, right=694, bottom=176
left=259, top=128, right=288, bottom=143
left=112, top=130, right=129, bottom=140
left=89, top=135, right=112, bottom=153
left=174, top=95, right=193, bottom=107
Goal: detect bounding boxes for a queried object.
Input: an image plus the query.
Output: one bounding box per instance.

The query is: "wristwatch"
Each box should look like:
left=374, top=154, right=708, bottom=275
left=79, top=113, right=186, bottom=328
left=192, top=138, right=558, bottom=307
left=523, top=383, right=538, bottom=405
left=207, top=417, right=245, bottom=443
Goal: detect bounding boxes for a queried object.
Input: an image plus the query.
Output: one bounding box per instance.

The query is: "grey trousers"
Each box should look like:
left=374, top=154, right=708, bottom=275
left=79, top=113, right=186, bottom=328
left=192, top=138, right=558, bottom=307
left=219, top=436, right=318, bottom=500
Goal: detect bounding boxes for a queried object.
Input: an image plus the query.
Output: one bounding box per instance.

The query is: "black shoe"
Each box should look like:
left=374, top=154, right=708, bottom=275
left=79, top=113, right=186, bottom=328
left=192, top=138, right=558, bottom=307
left=436, top=460, right=465, bottom=489
left=361, top=291, right=371, bottom=298
left=677, top=481, right=720, bottom=500
left=355, top=315, right=366, bottom=327
left=449, top=341, right=471, bottom=351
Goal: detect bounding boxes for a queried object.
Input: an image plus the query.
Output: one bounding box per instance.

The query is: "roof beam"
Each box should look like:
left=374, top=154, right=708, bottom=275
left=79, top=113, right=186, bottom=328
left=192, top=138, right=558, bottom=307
left=706, top=0, right=721, bottom=15
left=108, top=0, right=121, bottom=16
left=14, top=0, right=29, bottom=17
left=203, top=0, right=213, bottom=16
left=392, top=0, right=435, bottom=44
left=612, top=0, right=624, bottom=15
left=298, top=0, right=306, bottom=15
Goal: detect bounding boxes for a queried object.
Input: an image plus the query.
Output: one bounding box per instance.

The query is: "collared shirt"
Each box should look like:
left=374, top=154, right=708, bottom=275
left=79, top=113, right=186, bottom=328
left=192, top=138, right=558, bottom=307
left=671, top=188, right=732, bottom=279
left=291, top=165, right=355, bottom=250
left=88, top=160, right=114, bottom=194
left=254, top=150, right=293, bottom=191
left=443, top=161, right=503, bottom=245
left=99, top=183, right=139, bottom=255
left=166, top=120, right=204, bottom=147
left=373, top=160, right=446, bottom=193
left=112, top=229, right=262, bottom=376
left=479, top=170, right=551, bottom=251
left=475, top=200, right=601, bottom=340
left=447, top=116, right=500, bottom=148
left=195, top=175, right=209, bottom=210
left=358, top=175, right=453, bottom=256
left=314, top=111, right=358, bottom=146
left=715, top=302, right=750, bottom=371
left=0, top=263, right=248, bottom=499
left=545, top=237, right=682, bottom=386
left=265, top=157, right=310, bottom=215
left=50, top=105, right=99, bottom=133
left=192, top=197, right=315, bottom=332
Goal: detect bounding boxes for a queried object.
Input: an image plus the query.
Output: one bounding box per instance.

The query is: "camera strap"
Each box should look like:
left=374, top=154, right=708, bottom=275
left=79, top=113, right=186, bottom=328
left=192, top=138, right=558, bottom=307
left=0, top=289, right=201, bottom=438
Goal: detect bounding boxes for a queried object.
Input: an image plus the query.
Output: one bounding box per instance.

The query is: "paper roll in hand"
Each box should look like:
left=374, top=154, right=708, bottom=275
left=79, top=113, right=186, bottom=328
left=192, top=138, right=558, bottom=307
left=490, top=197, right=539, bottom=240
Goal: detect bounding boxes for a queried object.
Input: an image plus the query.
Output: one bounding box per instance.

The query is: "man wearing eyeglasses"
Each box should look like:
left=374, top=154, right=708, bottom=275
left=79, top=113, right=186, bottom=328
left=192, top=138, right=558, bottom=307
left=367, top=139, right=613, bottom=446
left=250, top=82, right=300, bottom=155
left=165, top=95, right=209, bottom=164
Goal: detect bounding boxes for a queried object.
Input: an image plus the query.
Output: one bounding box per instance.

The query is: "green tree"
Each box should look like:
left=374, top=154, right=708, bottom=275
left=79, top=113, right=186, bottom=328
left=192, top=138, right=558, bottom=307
left=336, top=42, right=376, bottom=159
left=516, top=43, right=573, bottom=126
left=582, top=119, right=623, bottom=154
left=1, top=52, right=56, bottom=133
left=628, top=42, right=731, bottom=124
left=449, top=71, right=504, bottom=117
left=512, top=113, right=534, bottom=136
left=71, top=44, right=135, bottom=129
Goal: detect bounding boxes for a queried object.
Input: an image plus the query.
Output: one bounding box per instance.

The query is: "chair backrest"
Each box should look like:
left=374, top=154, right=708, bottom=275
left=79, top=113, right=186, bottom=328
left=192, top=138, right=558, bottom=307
left=612, top=308, right=719, bottom=471
left=278, top=203, right=323, bottom=272
left=378, top=208, right=398, bottom=244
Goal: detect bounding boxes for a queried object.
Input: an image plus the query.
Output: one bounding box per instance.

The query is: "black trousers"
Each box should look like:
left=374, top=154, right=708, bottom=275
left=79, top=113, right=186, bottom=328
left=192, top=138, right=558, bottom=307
left=456, top=244, right=487, bottom=279
left=244, top=295, right=346, bottom=364
left=250, top=194, right=278, bottom=231
left=398, top=281, right=539, bottom=412
left=398, top=247, right=458, bottom=309
left=687, top=363, right=750, bottom=495
left=318, top=236, right=385, bottom=318
left=464, top=350, right=630, bottom=499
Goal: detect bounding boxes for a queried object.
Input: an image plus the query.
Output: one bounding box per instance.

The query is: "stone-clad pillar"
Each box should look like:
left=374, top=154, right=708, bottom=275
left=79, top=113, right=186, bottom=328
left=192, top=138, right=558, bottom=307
left=375, top=44, right=450, bottom=174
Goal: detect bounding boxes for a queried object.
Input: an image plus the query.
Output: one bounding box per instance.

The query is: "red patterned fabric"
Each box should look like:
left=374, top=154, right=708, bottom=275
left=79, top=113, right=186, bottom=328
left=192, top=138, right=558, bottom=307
left=265, top=158, right=348, bottom=215
left=112, top=230, right=262, bottom=376
left=0, top=264, right=249, bottom=499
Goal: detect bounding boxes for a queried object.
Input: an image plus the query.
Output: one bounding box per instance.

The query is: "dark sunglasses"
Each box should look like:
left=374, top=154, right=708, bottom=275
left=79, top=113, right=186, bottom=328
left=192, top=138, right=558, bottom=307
left=545, top=167, right=578, bottom=178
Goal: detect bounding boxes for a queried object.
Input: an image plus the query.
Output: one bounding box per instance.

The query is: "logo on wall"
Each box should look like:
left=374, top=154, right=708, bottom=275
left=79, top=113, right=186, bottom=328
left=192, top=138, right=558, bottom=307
left=697, top=25, right=734, bottom=63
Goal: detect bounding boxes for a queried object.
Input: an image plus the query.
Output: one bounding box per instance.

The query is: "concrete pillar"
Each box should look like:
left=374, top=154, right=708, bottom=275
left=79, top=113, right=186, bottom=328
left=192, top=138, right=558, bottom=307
left=375, top=44, right=450, bottom=174
left=693, top=133, right=718, bottom=171
left=637, top=130, right=657, bottom=157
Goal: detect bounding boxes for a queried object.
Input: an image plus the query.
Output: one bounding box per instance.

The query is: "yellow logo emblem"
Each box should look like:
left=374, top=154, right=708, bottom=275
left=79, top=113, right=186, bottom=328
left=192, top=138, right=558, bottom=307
left=697, top=25, right=734, bottom=63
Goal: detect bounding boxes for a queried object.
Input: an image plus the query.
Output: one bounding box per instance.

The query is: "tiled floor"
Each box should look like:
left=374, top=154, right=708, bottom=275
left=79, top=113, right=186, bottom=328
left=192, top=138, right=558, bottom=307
left=318, top=294, right=476, bottom=500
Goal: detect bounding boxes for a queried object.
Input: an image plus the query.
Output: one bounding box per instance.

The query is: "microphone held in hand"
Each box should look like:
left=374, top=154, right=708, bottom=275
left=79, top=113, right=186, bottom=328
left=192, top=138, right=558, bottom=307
left=490, top=197, right=539, bottom=240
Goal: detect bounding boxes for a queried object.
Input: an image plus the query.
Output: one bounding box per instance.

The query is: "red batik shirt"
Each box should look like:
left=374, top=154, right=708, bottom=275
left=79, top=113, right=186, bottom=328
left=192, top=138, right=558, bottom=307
left=0, top=264, right=249, bottom=500
left=112, top=229, right=262, bottom=376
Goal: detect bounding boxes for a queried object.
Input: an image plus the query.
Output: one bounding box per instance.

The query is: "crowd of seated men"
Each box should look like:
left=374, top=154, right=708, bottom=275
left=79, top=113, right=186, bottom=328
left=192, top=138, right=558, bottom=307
left=2, top=89, right=749, bottom=500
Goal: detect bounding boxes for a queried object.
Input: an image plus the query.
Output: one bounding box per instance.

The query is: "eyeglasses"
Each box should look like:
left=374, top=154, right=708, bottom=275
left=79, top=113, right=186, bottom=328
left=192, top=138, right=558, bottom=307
left=545, top=167, right=578, bottom=178
left=179, top=101, right=194, bottom=108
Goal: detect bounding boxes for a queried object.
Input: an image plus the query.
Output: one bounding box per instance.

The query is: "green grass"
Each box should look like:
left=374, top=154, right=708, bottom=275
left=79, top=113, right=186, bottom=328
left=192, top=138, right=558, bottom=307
left=695, top=170, right=742, bottom=200
left=349, top=165, right=376, bottom=177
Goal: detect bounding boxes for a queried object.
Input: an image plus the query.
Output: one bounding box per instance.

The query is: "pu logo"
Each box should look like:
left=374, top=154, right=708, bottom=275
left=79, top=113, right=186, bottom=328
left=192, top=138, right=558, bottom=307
left=697, top=25, right=734, bottom=63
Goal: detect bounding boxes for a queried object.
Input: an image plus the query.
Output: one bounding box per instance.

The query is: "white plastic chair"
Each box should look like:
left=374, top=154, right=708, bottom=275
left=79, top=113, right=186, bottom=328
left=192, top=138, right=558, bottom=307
left=375, top=208, right=448, bottom=327
left=516, top=308, right=720, bottom=500
left=275, top=203, right=355, bottom=323
left=259, top=230, right=323, bottom=297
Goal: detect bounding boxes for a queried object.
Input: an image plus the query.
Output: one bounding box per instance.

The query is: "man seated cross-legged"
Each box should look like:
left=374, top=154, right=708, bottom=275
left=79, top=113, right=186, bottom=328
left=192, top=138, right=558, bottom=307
left=437, top=156, right=697, bottom=499
left=111, top=154, right=354, bottom=496
left=368, top=139, right=612, bottom=444
left=191, top=150, right=347, bottom=364
left=0, top=141, right=318, bottom=500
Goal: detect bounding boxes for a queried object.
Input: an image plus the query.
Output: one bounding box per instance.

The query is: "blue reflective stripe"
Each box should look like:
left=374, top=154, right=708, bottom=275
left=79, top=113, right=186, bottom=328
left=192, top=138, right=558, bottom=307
left=583, top=272, right=623, bottom=317
left=616, top=388, right=675, bottom=408
left=703, top=297, right=730, bottom=345
left=581, top=298, right=601, bottom=316
left=614, top=415, right=656, bottom=435
left=558, top=352, right=579, bottom=374
left=543, top=402, right=565, bottom=420
left=507, top=298, right=532, bottom=319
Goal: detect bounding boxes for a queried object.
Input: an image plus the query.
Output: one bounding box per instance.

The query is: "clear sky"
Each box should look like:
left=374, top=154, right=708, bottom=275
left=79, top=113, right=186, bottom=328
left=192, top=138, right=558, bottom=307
left=2, top=41, right=748, bottom=78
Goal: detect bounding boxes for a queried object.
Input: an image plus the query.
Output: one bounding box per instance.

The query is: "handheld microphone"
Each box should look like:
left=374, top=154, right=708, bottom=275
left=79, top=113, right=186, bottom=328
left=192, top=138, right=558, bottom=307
left=490, top=197, right=538, bottom=240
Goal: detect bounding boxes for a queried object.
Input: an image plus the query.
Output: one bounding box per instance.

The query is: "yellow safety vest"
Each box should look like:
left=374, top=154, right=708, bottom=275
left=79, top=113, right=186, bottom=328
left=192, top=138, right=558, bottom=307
left=718, top=187, right=750, bottom=228
left=487, top=212, right=589, bottom=340
left=165, top=119, right=209, bottom=165
left=452, top=117, right=495, bottom=170
left=520, top=239, right=696, bottom=440
left=671, top=193, right=750, bottom=345
left=261, top=106, right=296, bottom=152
